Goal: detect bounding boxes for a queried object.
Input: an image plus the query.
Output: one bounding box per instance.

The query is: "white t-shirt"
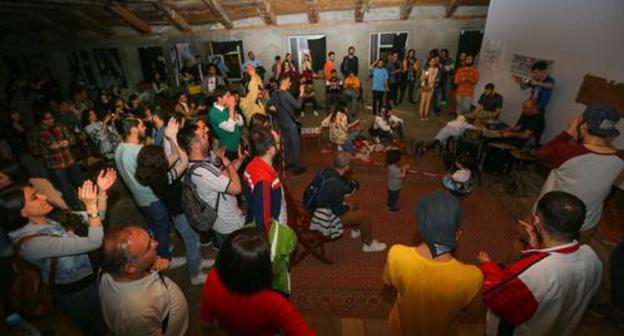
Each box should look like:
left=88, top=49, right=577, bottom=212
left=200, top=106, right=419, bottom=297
left=189, top=161, right=245, bottom=234
left=99, top=272, right=188, bottom=336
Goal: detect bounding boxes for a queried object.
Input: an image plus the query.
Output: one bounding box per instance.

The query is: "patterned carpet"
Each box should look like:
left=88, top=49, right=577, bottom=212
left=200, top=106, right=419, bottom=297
left=283, top=146, right=519, bottom=319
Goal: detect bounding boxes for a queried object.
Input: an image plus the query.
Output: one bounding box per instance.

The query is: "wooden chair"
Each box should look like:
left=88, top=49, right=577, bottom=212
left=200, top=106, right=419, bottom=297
left=284, top=188, right=334, bottom=267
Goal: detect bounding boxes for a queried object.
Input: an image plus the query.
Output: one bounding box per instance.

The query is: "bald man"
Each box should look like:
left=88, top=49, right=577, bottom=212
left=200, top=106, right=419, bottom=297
left=99, top=226, right=189, bottom=336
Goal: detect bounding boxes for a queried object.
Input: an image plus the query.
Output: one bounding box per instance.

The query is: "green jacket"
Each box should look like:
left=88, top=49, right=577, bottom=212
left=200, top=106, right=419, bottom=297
left=247, top=220, right=297, bottom=294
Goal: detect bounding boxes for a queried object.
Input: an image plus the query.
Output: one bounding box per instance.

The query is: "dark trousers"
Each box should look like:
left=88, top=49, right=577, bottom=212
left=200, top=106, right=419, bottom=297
left=281, top=124, right=302, bottom=169
left=612, top=239, right=624, bottom=309
left=303, top=96, right=319, bottom=111
left=139, top=200, right=171, bottom=259
left=326, top=93, right=343, bottom=113
left=432, top=86, right=442, bottom=114
left=387, top=189, right=400, bottom=210
left=54, top=283, right=106, bottom=336
left=399, top=80, right=416, bottom=104
left=48, top=164, right=83, bottom=210
left=372, top=90, right=385, bottom=115
left=388, top=83, right=399, bottom=106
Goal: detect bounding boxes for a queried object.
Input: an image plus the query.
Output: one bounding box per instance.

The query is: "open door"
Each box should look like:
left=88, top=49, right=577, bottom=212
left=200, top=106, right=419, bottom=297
left=456, top=28, right=484, bottom=62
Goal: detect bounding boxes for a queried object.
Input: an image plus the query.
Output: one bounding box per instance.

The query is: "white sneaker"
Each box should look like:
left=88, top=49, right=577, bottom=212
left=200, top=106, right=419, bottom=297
left=169, top=256, right=187, bottom=269
left=190, top=272, right=207, bottom=286
left=350, top=229, right=361, bottom=239
left=313, top=110, right=319, bottom=117
left=199, top=258, right=215, bottom=270
left=362, top=240, right=387, bottom=253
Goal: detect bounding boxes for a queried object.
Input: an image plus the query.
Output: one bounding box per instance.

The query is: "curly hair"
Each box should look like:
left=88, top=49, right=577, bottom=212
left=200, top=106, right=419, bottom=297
left=135, top=145, right=168, bottom=187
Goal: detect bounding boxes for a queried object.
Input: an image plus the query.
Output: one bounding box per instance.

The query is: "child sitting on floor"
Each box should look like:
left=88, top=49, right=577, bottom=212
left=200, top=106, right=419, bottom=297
left=442, top=153, right=473, bottom=197
left=386, top=149, right=410, bottom=212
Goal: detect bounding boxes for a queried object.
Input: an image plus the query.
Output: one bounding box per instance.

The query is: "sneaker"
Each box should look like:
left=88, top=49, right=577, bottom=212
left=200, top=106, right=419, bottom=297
left=313, top=110, right=319, bottom=117
left=169, top=256, right=187, bottom=270
left=350, top=229, right=361, bottom=239
left=199, top=258, right=215, bottom=270
left=362, top=240, right=387, bottom=253
left=190, top=272, right=208, bottom=286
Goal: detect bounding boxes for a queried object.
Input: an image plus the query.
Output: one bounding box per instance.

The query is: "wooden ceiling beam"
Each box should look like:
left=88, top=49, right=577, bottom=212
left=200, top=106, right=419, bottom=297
left=26, top=12, right=74, bottom=38
left=69, top=9, right=114, bottom=36
left=256, top=0, right=276, bottom=26
left=154, top=2, right=192, bottom=32
left=305, top=0, right=319, bottom=24
left=201, top=0, right=233, bottom=29
left=354, top=0, right=365, bottom=23
left=108, top=3, right=152, bottom=34
left=446, top=0, right=462, bottom=18
left=400, top=0, right=414, bottom=20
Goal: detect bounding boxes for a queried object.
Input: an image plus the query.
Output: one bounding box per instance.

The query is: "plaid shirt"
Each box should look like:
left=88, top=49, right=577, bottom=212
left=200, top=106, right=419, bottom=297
left=28, top=123, right=76, bottom=170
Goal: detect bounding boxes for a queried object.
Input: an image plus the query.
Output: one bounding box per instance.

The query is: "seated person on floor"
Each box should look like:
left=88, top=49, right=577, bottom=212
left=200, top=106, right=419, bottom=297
left=425, top=115, right=478, bottom=150
left=305, top=152, right=387, bottom=252
left=370, top=107, right=404, bottom=143
left=321, top=103, right=361, bottom=152
left=442, top=153, right=473, bottom=196
left=469, top=82, right=503, bottom=121
left=301, top=78, right=320, bottom=117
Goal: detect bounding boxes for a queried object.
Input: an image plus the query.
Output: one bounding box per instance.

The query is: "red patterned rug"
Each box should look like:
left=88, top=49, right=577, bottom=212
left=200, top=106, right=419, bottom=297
left=283, top=149, right=519, bottom=319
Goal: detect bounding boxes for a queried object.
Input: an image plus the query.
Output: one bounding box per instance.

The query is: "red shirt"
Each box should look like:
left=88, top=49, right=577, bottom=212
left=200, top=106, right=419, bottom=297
left=200, top=269, right=315, bottom=336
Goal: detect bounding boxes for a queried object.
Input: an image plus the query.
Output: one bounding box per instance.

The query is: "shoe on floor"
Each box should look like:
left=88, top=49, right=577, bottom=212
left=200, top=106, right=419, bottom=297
left=169, top=256, right=187, bottom=270
left=199, top=258, right=215, bottom=270
left=313, top=110, right=319, bottom=117
left=293, top=167, right=306, bottom=175
left=190, top=272, right=208, bottom=286
left=350, top=229, right=361, bottom=239
left=362, top=240, right=387, bottom=253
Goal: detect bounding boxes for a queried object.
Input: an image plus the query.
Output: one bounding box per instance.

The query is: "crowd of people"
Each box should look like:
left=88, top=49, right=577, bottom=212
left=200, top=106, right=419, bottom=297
left=0, top=43, right=622, bottom=336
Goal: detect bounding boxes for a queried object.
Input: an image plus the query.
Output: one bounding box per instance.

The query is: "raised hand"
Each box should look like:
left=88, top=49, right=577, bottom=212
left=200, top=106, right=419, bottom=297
left=518, top=218, right=539, bottom=249
left=96, top=168, right=117, bottom=193
left=78, top=180, right=98, bottom=211
left=478, top=251, right=491, bottom=263
left=164, top=117, right=179, bottom=140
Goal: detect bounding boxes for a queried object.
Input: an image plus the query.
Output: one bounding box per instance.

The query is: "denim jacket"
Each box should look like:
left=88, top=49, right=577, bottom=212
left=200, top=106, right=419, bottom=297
left=8, top=212, right=104, bottom=285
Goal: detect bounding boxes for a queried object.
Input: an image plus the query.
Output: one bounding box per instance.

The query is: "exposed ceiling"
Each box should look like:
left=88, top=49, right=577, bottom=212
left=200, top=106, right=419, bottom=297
left=0, top=0, right=489, bottom=41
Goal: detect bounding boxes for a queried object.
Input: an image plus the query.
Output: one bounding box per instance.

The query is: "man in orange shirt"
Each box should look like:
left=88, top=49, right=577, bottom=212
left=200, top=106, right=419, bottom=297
left=454, top=54, right=479, bottom=115
left=324, top=51, right=336, bottom=79
left=343, top=73, right=361, bottom=116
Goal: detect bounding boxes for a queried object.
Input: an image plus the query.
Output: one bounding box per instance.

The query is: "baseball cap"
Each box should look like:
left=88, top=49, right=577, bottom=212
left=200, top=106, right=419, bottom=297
left=415, top=191, right=462, bottom=257
left=584, top=105, right=621, bottom=137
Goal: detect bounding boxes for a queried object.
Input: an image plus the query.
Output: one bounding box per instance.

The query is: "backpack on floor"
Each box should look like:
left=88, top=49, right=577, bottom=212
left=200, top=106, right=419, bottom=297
left=182, top=162, right=221, bottom=232
left=302, top=169, right=337, bottom=212
left=10, top=234, right=57, bottom=318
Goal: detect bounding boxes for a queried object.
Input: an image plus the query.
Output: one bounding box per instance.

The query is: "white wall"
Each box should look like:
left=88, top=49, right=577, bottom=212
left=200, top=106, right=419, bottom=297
left=477, top=0, right=624, bottom=188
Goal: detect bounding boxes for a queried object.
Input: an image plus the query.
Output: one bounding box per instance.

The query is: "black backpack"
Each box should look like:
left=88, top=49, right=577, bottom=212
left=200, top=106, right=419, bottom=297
left=181, top=162, right=221, bottom=232
left=302, top=169, right=338, bottom=212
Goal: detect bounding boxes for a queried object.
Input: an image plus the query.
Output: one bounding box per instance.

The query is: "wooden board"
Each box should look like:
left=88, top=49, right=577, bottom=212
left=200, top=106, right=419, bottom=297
left=576, top=74, right=624, bottom=116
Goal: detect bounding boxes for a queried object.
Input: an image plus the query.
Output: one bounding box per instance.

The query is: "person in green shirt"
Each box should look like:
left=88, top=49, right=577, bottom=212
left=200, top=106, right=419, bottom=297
left=208, top=86, right=244, bottom=160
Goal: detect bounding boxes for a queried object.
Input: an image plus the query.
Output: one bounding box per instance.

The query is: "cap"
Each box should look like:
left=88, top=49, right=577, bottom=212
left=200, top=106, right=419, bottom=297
left=584, top=105, right=621, bottom=137
left=415, top=191, right=462, bottom=257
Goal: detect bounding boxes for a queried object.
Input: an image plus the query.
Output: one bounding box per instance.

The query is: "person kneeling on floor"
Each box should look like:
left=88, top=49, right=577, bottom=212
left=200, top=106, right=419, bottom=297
left=305, top=152, right=386, bottom=252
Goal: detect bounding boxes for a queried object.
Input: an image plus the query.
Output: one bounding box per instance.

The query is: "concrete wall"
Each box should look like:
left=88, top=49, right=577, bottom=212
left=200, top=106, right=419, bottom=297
left=0, top=7, right=485, bottom=100
left=477, top=0, right=624, bottom=187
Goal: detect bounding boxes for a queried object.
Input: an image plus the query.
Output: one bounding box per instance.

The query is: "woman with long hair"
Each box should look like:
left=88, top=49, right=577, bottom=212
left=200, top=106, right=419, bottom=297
left=301, top=52, right=314, bottom=81
left=135, top=118, right=212, bottom=286
left=200, top=228, right=314, bottom=335
left=419, top=55, right=441, bottom=120
left=0, top=169, right=116, bottom=335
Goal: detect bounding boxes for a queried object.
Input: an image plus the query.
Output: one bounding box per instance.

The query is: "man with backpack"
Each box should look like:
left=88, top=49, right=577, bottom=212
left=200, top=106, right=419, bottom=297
left=306, top=152, right=386, bottom=253
left=177, top=123, right=245, bottom=248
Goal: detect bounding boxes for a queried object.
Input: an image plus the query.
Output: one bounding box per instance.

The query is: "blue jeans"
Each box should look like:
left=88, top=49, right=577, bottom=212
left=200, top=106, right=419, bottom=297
left=171, top=213, right=201, bottom=275
left=48, top=164, right=83, bottom=209
left=139, top=201, right=171, bottom=259
left=54, top=283, right=106, bottom=336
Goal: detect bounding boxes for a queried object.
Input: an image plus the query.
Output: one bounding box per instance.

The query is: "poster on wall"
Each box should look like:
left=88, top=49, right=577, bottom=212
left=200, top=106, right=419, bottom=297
left=510, top=54, right=554, bottom=77
left=138, top=46, right=168, bottom=83
left=169, top=42, right=202, bottom=87
left=67, top=51, right=98, bottom=88
left=93, top=48, right=127, bottom=89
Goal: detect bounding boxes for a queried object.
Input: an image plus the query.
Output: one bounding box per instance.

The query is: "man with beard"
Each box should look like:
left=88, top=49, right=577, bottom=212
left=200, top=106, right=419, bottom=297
left=115, top=117, right=186, bottom=270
